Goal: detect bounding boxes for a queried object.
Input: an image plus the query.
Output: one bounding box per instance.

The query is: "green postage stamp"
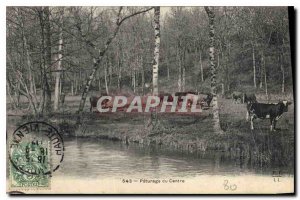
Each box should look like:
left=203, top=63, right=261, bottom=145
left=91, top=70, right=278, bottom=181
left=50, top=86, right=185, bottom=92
left=8, top=121, right=64, bottom=191
left=10, top=140, right=51, bottom=188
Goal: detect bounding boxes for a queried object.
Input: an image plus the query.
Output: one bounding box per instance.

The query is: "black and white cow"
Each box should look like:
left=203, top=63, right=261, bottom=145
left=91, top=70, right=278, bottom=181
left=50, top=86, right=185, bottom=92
left=246, top=101, right=292, bottom=131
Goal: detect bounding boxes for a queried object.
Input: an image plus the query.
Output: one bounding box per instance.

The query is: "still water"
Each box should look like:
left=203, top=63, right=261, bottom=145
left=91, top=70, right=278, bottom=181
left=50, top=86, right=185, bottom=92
left=56, top=137, right=291, bottom=179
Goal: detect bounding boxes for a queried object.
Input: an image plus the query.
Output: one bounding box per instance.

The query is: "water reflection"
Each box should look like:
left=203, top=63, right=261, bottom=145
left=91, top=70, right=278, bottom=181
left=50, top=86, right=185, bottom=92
left=56, top=138, right=293, bottom=179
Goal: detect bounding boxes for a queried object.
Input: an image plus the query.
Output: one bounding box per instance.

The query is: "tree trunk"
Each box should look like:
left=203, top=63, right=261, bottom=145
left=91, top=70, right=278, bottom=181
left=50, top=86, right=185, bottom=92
left=259, top=51, right=264, bottom=90
left=71, top=78, right=74, bottom=96
left=147, top=6, right=161, bottom=128
left=152, top=7, right=160, bottom=96
left=259, top=69, right=263, bottom=89
left=219, top=42, right=225, bottom=93
left=182, top=49, right=186, bottom=91
left=199, top=50, right=204, bottom=82
left=98, top=79, right=101, bottom=93
left=182, top=65, right=186, bottom=92
left=130, top=70, right=133, bottom=87
left=117, top=54, right=121, bottom=90
left=96, top=70, right=100, bottom=93
left=225, top=56, right=230, bottom=91
left=32, top=75, right=37, bottom=95
left=23, top=32, right=34, bottom=95
left=19, top=8, right=37, bottom=108
left=263, top=54, right=268, bottom=96
left=226, top=43, right=231, bottom=91
left=177, top=45, right=182, bottom=92
left=280, top=54, right=285, bottom=93
left=37, top=7, right=52, bottom=114
left=205, top=6, right=223, bottom=134
left=251, top=41, right=257, bottom=88
left=259, top=52, right=263, bottom=89
left=104, top=60, right=109, bottom=95
left=221, top=83, right=224, bottom=96
left=78, top=69, right=82, bottom=93
left=133, top=70, right=136, bottom=93
left=18, top=8, right=35, bottom=95
left=15, top=81, right=21, bottom=107
left=6, top=80, right=17, bottom=110
left=59, top=71, right=62, bottom=95
left=136, top=70, right=139, bottom=88
left=12, top=69, right=38, bottom=115
left=109, top=59, right=112, bottom=87
left=217, top=52, right=220, bottom=68
left=44, top=7, right=52, bottom=113
left=54, top=9, right=64, bottom=111
left=74, top=73, right=78, bottom=95
left=141, top=57, right=145, bottom=94
left=54, top=55, right=61, bottom=111
left=167, top=61, right=170, bottom=81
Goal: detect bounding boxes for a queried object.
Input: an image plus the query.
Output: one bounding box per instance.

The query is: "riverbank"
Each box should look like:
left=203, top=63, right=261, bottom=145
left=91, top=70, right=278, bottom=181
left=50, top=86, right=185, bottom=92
left=7, top=97, right=294, bottom=173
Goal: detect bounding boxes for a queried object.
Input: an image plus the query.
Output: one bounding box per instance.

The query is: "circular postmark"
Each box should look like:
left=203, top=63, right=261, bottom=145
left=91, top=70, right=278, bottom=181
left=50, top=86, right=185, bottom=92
left=9, top=121, right=64, bottom=176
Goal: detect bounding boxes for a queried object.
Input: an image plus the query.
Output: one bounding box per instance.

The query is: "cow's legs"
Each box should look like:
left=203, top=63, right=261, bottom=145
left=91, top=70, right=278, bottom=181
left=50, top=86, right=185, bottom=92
left=250, top=115, right=254, bottom=130
left=273, top=119, right=277, bottom=131
left=270, top=118, right=276, bottom=131
left=270, top=123, right=273, bottom=131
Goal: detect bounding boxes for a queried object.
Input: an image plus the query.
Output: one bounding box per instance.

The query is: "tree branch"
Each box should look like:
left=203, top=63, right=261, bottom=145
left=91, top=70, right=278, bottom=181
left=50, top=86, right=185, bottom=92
left=118, top=7, right=154, bottom=26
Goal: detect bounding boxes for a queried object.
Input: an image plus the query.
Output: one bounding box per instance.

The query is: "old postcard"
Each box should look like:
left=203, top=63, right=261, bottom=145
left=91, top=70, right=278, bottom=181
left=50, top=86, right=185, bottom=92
left=6, top=6, right=294, bottom=194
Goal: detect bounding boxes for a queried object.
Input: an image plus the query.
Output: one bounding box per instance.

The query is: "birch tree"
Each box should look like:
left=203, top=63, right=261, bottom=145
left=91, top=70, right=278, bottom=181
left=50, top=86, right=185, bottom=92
left=54, top=8, right=64, bottom=111
left=76, top=7, right=154, bottom=113
left=205, top=6, right=223, bottom=134
left=152, top=7, right=160, bottom=96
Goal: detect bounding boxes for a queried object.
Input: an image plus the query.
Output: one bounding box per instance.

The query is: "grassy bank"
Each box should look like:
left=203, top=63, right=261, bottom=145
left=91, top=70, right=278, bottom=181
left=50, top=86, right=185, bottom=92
left=7, top=95, right=295, bottom=173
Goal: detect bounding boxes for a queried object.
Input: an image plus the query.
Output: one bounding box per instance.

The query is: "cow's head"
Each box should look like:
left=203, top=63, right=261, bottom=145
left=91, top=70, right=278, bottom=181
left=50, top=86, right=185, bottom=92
left=279, top=100, right=292, bottom=112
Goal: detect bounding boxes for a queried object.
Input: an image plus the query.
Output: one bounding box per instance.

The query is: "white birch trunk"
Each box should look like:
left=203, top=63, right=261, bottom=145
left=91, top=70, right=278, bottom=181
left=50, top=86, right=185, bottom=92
left=152, top=7, right=160, bottom=96
left=182, top=66, right=186, bottom=91
left=54, top=9, right=64, bottom=111
left=104, top=61, right=109, bottom=95
left=205, top=6, right=223, bottom=134
left=200, top=50, right=204, bottom=82
left=177, top=46, right=182, bottom=92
